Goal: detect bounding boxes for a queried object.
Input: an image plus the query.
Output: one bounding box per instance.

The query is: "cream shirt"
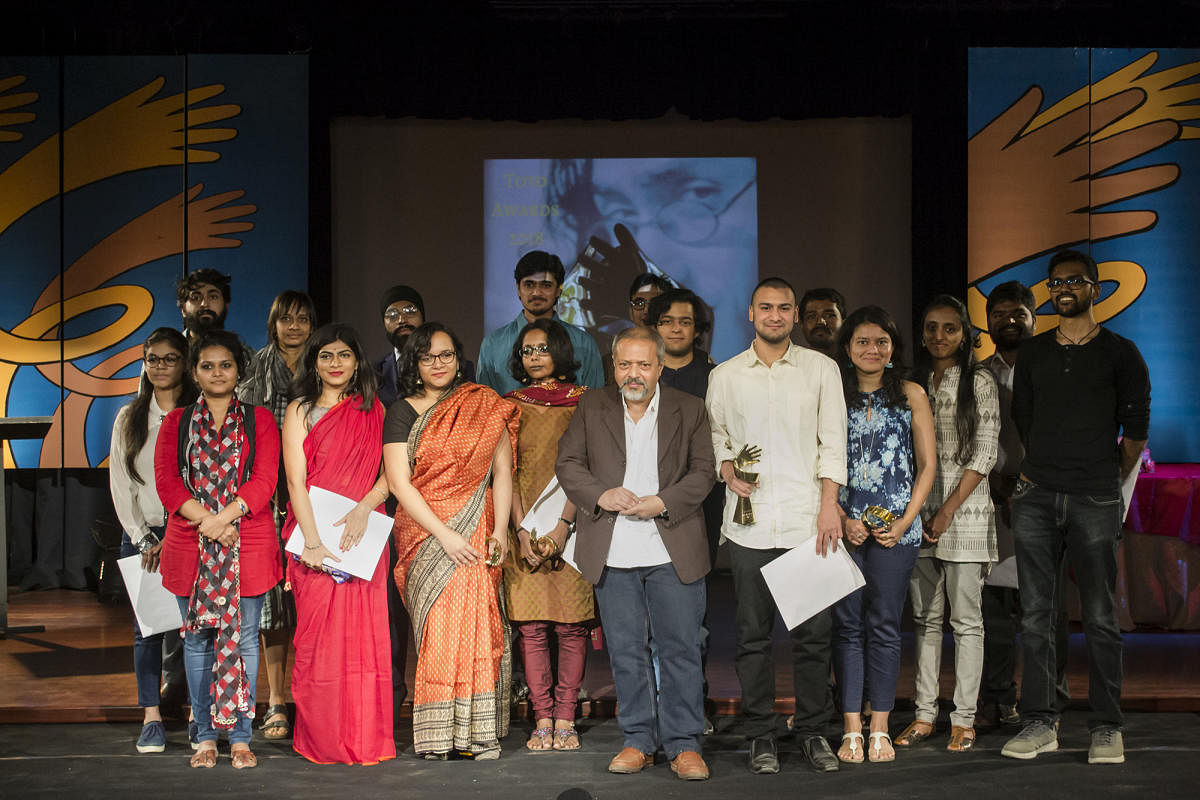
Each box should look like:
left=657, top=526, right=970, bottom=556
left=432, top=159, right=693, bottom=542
left=706, top=342, right=848, bottom=549
left=108, top=395, right=169, bottom=546
left=605, top=387, right=672, bottom=568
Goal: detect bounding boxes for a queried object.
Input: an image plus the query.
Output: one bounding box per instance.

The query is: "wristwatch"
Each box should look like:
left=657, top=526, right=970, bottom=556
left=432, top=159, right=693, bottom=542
left=559, top=517, right=576, bottom=535
left=137, top=531, right=161, bottom=554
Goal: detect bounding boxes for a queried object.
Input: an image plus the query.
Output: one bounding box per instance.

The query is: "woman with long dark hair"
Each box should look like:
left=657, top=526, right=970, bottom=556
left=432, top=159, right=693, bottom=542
left=832, top=306, right=935, bottom=764
left=502, top=319, right=592, bottom=752
left=154, top=328, right=281, bottom=769
left=240, top=289, right=316, bottom=741
left=383, top=322, right=519, bottom=759
left=895, top=295, right=999, bottom=753
left=110, top=327, right=197, bottom=753
left=282, top=323, right=395, bottom=765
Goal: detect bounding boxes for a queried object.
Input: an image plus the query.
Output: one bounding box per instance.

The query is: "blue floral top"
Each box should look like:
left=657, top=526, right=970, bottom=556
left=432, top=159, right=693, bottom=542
left=838, top=388, right=922, bottom=546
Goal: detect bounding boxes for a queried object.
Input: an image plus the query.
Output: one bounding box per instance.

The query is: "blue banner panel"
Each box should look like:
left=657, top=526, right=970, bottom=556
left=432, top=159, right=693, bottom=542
left=0, top=55, right=308, bottom=468
left=968, top=47, right=1200, bottom=462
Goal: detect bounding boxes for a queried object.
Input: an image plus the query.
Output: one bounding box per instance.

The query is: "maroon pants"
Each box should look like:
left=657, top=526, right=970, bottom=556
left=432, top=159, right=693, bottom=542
left=518, top=620, right=589, bottom=721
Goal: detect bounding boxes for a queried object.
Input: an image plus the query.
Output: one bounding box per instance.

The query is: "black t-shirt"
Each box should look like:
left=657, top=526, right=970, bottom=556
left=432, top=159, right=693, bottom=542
left=659, top=349, right=715, bottom=400
left=1012, top=327, right=1150, bottom=494
left=382, top=398, right=419, bottom=444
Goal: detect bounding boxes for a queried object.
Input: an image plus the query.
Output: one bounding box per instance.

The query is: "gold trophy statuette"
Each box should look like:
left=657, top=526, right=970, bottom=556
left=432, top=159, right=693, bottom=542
left=732, top=444, right=763, bottom=526
left=861, top=505, right=898, bottom=532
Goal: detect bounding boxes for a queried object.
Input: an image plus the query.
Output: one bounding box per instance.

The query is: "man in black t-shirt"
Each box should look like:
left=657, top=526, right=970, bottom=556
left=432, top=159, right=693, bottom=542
left=1001, top=250, right=1150, bottom=766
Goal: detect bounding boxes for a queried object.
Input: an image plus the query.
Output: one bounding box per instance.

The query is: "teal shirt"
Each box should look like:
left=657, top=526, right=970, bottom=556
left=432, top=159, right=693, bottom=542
left=476, top=311, right=604, bottom=396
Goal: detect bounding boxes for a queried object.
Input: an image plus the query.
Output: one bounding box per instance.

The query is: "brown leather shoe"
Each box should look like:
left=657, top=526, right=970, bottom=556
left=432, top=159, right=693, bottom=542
left=670, top=750, right=710, bottom=781
left=608, top=747, right=654, bottom=774
left=947, top=725, right=975, bottom=752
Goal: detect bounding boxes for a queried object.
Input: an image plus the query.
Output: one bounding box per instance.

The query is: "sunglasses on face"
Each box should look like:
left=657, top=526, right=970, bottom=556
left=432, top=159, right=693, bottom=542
left=520, top=344, right=551, bottom=357
left=1047, top=276, right=1095, bottom=291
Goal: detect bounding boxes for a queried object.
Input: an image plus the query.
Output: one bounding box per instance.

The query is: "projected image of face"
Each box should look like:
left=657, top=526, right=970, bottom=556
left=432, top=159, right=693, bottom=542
left=483, top=157, right=758, bottom=362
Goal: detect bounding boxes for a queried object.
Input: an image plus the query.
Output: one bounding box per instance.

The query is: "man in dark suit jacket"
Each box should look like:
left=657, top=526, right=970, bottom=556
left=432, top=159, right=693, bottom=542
left=556, top=326, right=715, bottom=781
left=373, top=284, right=475, bottom=409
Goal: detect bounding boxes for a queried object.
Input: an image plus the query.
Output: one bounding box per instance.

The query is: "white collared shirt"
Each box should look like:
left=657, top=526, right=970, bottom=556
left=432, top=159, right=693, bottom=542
left=706, top=342, right=848, bottom=549
left=605, top=386, right=672, bottom=568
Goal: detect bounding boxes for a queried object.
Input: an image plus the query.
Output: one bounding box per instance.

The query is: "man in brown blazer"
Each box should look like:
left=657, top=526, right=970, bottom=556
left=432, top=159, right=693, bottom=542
left=556, top=326, right=716, bottom=781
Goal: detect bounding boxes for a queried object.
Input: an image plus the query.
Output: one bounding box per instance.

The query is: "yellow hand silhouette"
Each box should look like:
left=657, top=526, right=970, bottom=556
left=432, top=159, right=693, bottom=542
left=0, top=75, right=38, bottom=142
left=0, top=76, right=240, bottom=234
left=1029, top=51, right=1200, bottom=141
left=31, top=183, right=255, bottom=315
left=968, top=86, right=1179, bottom=283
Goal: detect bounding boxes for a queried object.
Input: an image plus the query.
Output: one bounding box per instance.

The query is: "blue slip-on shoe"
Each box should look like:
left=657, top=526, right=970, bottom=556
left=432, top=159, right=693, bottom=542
left=136, top=720, right=166, bottom=753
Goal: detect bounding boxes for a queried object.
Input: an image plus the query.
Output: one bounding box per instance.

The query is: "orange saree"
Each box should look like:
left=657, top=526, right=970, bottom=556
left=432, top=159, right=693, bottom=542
left=392, top=383, right=520, bottom=757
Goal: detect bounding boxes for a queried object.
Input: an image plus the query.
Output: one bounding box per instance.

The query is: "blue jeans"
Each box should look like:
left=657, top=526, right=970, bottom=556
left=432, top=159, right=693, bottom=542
left=594, top=563, right=706, bottom=759
left=120, top=531, right=167, bottom=708
left=174, top=592, right=264, bottom=744
left=832, top=540, right=918, bottom=715
left=1012, top=482, right=1123, bottom=730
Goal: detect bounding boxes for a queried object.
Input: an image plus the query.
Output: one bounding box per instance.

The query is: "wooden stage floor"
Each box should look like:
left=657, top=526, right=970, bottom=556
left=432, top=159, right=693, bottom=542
left=3, top=573, right=1199, bottom=723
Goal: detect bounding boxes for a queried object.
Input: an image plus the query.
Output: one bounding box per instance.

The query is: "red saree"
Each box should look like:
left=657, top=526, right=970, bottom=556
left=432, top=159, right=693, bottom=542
left=283, top=396, right=394, bottom=765
left=393, top=383, right=520, bottom=757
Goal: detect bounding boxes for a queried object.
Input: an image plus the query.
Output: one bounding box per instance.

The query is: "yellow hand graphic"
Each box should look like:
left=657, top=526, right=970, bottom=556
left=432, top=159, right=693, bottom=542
left=31, top=183, right=255, bottom=315
left=968, top=86, right=1179, bottom=283
left=0, top=75, right=38, bottom=142
left=0, top=76, right=240, bottom=234
left=1029, top=51, right=1200, bottom=141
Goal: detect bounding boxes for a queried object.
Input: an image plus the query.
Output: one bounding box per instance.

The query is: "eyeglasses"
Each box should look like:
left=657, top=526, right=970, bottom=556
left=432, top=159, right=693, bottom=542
left=1047, top=276, right=1096, bottom=292
left=629, top=297, right=650, bottom=309
left=520, top=344, right=551, bottom=357
left=144, top=353, right=181, bottom=367
left=592, top=178, right=756, bottom=245
left=384, top=305, right=421, bottom=321
left=418, top=350, right=457, bottom=366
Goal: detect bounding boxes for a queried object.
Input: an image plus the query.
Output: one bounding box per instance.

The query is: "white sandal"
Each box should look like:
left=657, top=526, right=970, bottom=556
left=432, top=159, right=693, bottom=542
left=869, top=731, right=895, bottom=763
left=839, top=731, right=864, bottom=763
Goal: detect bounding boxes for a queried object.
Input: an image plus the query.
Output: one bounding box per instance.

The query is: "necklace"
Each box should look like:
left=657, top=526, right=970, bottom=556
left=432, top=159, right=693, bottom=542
left=857, top=392, right=879, bottom=483
left=1057, top=322, right=1098, bottom=346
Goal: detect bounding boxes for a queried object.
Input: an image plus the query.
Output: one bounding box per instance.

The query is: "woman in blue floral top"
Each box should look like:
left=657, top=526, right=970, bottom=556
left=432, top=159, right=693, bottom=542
left=832, top=306, right=935, bottom=764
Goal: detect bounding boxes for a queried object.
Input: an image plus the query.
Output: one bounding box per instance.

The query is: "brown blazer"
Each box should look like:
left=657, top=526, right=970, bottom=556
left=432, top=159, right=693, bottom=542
left=555, top=384, right=716, bottom=585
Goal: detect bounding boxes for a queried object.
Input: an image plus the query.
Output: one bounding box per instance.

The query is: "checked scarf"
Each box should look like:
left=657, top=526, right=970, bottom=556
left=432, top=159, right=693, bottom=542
left=183, top=395, right=250, bottom=729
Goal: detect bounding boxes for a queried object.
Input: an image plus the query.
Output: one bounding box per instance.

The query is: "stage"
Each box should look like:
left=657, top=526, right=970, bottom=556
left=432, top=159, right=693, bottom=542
left=3, top=571, right=1200, bottom=795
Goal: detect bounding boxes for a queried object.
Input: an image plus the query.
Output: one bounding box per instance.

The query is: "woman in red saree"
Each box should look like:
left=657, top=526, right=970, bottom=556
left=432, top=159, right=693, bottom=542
left=282, top=324, right=395, bottom=765
left=383, top=322, right=519, bottom=760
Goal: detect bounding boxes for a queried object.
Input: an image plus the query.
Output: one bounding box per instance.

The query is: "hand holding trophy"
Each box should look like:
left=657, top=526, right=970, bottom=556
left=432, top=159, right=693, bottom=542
left=732, top=444, right=763, bottom=525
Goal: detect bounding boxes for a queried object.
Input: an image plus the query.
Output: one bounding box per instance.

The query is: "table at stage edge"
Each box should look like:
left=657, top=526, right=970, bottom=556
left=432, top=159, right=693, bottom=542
left=0, top=416, right=54, bottom=637
left=1126, top=464, right=1200, bottom=545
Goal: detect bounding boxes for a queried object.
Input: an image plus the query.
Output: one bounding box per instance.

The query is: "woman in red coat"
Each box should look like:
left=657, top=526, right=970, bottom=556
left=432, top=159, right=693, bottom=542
left=155, top=329, right=280, bottom=770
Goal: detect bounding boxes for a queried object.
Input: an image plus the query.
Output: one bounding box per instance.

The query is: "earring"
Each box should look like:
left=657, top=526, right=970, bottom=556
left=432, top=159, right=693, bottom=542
left=416, top=377, right=422, bottom=386
left=885, top=361, right=894, bottom=369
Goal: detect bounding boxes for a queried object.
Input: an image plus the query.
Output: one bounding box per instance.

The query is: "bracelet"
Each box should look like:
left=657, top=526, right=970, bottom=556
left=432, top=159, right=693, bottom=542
left=235, top=498, right=249, bottom=516
left=303, top=543, right=322, bottom=551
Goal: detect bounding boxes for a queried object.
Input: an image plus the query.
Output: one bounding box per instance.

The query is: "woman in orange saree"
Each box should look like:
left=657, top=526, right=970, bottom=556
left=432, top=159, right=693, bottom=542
left=383, top=323, right=520, bottom=760
left=283, top=324, right=395, bottom=765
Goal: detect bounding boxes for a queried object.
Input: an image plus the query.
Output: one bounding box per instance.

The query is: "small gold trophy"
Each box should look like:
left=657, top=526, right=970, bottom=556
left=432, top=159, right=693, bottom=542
left=732, top=444, right=763, bottom=525
left=861, top=505, right=898, bottom=532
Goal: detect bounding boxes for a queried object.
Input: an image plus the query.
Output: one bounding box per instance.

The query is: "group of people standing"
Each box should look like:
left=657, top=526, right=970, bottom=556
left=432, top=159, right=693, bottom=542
left=108, top=246, right=1149, bottom=777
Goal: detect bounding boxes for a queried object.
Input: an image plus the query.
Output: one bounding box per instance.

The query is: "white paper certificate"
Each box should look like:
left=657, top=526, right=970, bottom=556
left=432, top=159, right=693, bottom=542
left=760, top=544, right=866, bottom=630
left=284, top=485, right=392, bottom=580
left=117, top=554, right=183, bottom=636
left=518, top=477, right=581, bottom=574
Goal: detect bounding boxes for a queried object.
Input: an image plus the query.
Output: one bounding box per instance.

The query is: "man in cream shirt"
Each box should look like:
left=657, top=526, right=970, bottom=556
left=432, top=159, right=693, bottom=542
left=706, top=277, right=848, bottom=775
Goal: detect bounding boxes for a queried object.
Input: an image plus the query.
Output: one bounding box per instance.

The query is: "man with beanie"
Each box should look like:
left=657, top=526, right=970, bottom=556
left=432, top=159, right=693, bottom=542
left=373, top=284, right=474, bottom=408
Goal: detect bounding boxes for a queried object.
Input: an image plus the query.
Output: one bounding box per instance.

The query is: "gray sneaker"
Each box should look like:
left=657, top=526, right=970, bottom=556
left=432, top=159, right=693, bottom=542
left=1088, top=728, right=1125, bottom=764
left=1001, top=720, right=1058, bottom=759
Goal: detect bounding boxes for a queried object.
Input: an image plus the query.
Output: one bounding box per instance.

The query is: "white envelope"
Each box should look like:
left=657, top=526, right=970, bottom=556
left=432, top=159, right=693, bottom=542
left=117, top=554, right=183, bottom=636
left=284, top=485, right=392, bottom=580
left=518, top=477, right=580, bottom=574
left=760, top=544, right=866, bottom=630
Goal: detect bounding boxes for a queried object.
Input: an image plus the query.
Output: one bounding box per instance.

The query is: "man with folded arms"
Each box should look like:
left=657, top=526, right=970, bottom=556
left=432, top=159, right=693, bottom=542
left=557, top=326, right=716, bottom=780
left=706, top=276, right=848, bottom=775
